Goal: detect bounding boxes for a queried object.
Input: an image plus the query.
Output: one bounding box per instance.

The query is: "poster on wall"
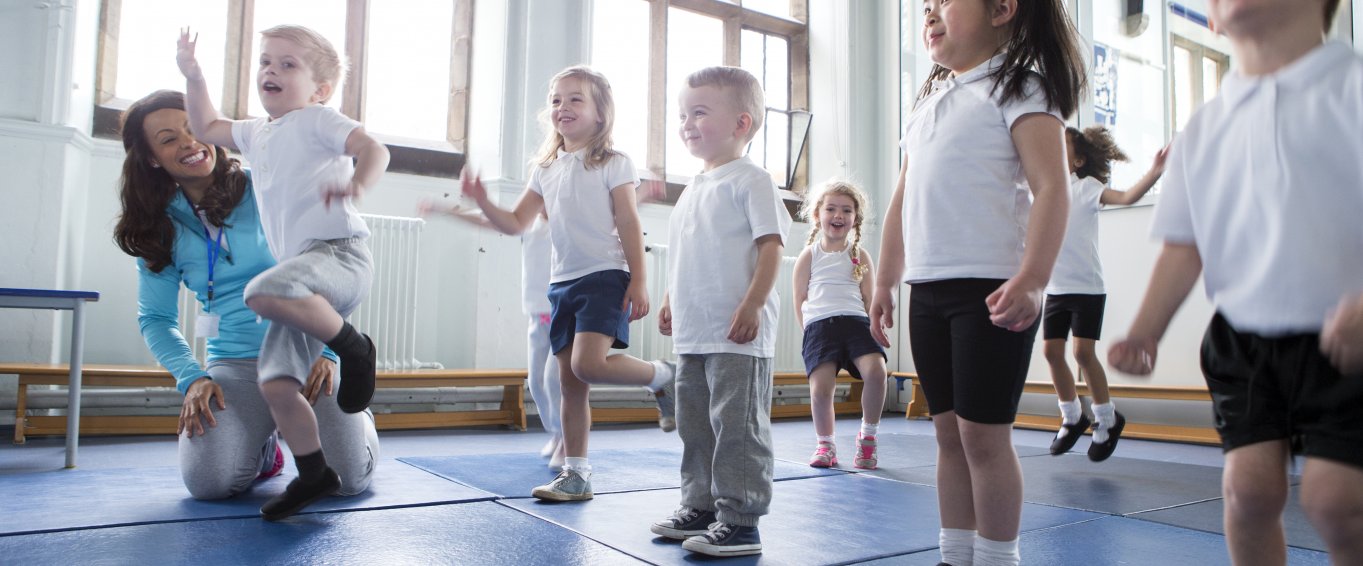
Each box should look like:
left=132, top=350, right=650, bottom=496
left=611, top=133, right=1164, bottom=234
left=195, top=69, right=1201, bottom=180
left=1094, top=42, right=1118, bottom=126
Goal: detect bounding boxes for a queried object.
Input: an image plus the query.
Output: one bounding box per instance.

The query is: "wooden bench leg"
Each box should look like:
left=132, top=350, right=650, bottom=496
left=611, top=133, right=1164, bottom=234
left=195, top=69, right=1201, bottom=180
left=13, top=377, right=26, bottom=444
left=502, top=384, right=526, bottom=431
left=906, top=378, right=930, bottom=419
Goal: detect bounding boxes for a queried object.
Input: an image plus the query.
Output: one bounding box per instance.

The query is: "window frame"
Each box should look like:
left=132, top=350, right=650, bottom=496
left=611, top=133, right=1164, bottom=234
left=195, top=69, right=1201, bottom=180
left=616, top=0, right=809, bottom=202
left=93, top=0, right=474, bottom=178
left=1169, top=34, right=1229, bottom=133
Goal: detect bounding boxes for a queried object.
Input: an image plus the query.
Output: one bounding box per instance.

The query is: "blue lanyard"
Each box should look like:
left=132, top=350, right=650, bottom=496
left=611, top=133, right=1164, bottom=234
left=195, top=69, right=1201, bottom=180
left=204, top=224, right=225, bottom=311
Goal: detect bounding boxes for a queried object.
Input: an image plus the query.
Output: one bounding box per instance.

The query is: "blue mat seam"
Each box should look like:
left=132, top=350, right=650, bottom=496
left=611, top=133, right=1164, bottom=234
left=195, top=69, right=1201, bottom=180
left=1122, top=496, right=1224, bottom=517
left=491, top=499, right=661, bottom=565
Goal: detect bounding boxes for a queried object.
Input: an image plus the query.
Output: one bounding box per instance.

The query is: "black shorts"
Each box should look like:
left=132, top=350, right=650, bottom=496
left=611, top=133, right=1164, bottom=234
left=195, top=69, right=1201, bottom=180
left=908, top=279, right=1040, bottom=424
left=801, top=315, right=887, bottom=380
left=1042, top=293, right=1107, bottom=341
left=1201, top=313, right=1363, bottom=468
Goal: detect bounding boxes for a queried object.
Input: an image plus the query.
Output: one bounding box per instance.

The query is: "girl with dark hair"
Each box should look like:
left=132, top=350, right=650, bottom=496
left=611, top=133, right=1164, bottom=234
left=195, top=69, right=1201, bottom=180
left=1043, top=126, right=1167, bottom=462
left=114, top=90, right=378, bottom=502
left=869, top=1, right=1085, bottom=564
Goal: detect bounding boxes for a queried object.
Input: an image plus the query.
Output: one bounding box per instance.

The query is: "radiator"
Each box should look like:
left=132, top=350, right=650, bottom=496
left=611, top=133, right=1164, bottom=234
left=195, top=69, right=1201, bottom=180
left=177, top=214, right=440, bottom=370
left=631, top=244, right=803, bottom=373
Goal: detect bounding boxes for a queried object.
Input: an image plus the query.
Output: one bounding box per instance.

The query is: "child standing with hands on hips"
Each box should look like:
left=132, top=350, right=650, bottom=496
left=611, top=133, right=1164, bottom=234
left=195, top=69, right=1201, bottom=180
left=1044, top=126, right=1167, bottom=461
left=460, top=66, right=677, bottom=502
left=792, top=180, right=888, bottom=470
left=870, top=1, right=1085, bottom=564
left=649, top=66, right=790, bottom=558
left=1110, top=1, right=1363, bottom=563
left=177, top=24, right=388, bottom=520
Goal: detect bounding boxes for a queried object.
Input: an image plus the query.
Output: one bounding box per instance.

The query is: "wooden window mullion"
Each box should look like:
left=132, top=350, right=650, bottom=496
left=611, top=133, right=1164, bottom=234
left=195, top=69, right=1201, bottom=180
left=224, top=0, right=254, bottom=118
left=341, top=0, right=368, bottom=120
left=648, top=0, right=668, bottom=175
left=448, top=0, right=474, bottom=151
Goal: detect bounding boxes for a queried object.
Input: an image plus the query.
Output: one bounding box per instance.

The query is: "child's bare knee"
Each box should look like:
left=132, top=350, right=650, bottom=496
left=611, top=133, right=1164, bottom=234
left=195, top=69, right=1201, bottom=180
left=1301, top=486, right=1363, bottom=537
left=1224, top=476, right=1288, bottom=518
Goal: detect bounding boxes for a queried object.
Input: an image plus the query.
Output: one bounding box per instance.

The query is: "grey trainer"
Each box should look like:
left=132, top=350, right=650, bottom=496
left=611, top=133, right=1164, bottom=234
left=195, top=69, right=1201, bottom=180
left=531, top=468, right=594, bottom=501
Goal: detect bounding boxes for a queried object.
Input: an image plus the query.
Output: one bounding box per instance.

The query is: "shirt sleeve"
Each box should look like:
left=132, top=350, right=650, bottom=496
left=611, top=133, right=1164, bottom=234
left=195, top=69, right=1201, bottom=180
left=1149, top=135, right=1197, bottom=244
left=231, top=119, right=254, bottom=156
left=997, top=74, right=1064, bottom=130
left=527, top=164, right=545, bottom=196
left=605, top=152, right=641, bottom=192
left=136, top=259, right=209, bottom=394
left=1083, top=178, right=1106, bottom=212
left=310, top=106, right=362, bottom=155
left=743, top=170, right=792, bottom=245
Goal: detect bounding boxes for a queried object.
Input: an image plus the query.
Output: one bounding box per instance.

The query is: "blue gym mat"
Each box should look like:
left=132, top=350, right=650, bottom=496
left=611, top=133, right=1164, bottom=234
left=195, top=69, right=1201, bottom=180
left=884, top=451, right=1232, bottom=515
left=773, top=432, right=1048, bottom=483
left=500, top=473, right=1101, bottom=565
left=0, top=501, right=642, bottom=565
left=1132, top=484, right=1326, bottom=552
left=0, top=459, right=493, bottom=536
left=862, top=515, right=1329, bottom=565
left=400, top=447, right=846, bottom=499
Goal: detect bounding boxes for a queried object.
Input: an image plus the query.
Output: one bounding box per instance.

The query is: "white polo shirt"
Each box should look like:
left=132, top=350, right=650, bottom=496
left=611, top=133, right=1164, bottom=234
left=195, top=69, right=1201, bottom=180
left=1047, top=173, right=1107, bottom=295
left=668, top=156, right=792, bottom=357
left=1151, top=41, right=1363, bottom=335
left=528, top=150, right=638, bottom=283
left=231, top=105, right=370, bottom=260
left=899, top=53, right=1063, bottom=283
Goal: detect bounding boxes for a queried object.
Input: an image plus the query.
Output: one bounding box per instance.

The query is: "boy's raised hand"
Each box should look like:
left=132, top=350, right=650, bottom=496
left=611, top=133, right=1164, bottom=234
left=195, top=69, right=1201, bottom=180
left=1108, top=336, right=1158, bottom=376
left=176, top=27, right=203, bottom=81
left=1321, top=293, right=1363, bottom=375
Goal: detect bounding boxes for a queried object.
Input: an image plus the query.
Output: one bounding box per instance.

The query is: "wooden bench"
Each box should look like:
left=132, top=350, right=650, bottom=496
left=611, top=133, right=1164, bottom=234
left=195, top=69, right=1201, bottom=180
left=893, top=371, right=1218, bottom=445
left=3, top=363, right=527, bottom=443
left=591, top=371, right=865, bottom=424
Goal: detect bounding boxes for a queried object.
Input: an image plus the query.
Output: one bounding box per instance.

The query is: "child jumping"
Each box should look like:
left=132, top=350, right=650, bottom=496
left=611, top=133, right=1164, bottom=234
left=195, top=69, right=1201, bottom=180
left=1110, top=1, right=1363, bottom=563
left=460, top=65, right=676, bottom=502
left=649, top=66, right=791, bottom=558
left=177, top=24, right=388, bottom=520
left=792, top=180, right=887, bottom=470
left=870, top=1, right=1085, bottom=564
left=1044, top=126, right=1167, bottom=461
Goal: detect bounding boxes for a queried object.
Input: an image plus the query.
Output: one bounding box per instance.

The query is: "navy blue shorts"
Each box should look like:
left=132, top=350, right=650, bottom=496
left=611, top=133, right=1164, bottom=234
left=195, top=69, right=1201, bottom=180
left=801, top=315, right=886, bottom=380
left=908, top=278, right=1039, bottom=424
left=1043, top=293, right=1107, bottom=341
left=547, top=270, right=631, bottom=354
left=1202, top=313, right=1363, bottom=468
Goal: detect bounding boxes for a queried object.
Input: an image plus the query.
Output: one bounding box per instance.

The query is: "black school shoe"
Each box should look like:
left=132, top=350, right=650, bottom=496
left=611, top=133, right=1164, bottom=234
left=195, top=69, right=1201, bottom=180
left=260, top=467, right=342, bottom=521
left=1049, top=413, right=1092, bottom=455
left=336, top=333, right=377, bottom=414
left=682, top=522, right=762, bottom=557
left=650, top=506, right=717, bottom=539
left=1087, top=411, right=1126, bottom=462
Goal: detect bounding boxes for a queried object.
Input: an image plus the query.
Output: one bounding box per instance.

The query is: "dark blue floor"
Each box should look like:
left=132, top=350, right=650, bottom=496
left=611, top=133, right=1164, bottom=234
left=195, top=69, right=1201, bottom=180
left=0, top=417, right=1331, bottom=564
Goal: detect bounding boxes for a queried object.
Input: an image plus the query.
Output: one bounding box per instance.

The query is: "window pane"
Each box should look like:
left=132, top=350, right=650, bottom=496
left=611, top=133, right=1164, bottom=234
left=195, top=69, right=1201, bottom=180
left=366, top=0, right=454, bottom=141
left=249, top=0, right=347, bottom=117
left=1201, top=56, right=1221, bottom=101
left=592, top=0, right=651, bottom=168
left=115, top=1, right=227, bottom=103
left=666, top=8, right=723, bottom=176
left=765, top=35, right=788, bottom=109
left=1092, top=0, right=1170, bottom=191
left=1173, top=45, right=1194, bottom=131
left=742, top=0, right=790, bottom=19
left=764, top=109, right=788, bottom=187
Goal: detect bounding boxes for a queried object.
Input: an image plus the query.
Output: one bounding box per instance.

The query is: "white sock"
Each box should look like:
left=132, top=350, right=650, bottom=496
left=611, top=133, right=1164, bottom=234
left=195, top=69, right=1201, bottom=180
left=939, top=528, right=976, bottom=566
left=816, top=434, right=835, bottom=444
left=1092, top=402, right=1116, bottom=443
left=1057, top=398, right=1082, bottom=425
left=972, top=535, right=1019, bottom=566
left=860, top=421, right=879, bottom=438
left=564, top=456, right=591, bottom=476
left=647, top=360, right=674, bottom=391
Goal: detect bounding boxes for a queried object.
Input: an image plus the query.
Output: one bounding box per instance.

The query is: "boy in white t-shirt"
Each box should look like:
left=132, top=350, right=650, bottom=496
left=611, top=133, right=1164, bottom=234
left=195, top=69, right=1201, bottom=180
left=1110, top=1, right=1363, bottom=563
left=649, top=66, right=791, bottom=558
left=177, top=24, right=389, bottom=521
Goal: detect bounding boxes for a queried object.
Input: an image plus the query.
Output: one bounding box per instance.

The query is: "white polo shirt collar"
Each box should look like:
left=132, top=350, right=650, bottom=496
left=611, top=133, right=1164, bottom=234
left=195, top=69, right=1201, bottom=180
left=1220, top=41, right=1351, bottom=109
left=694, top=156, right=754, bottom=184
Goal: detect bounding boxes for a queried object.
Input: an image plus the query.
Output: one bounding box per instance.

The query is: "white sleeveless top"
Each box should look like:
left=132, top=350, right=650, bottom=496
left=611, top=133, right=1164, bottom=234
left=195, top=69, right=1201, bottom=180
left=801, top=242, right=867, bottom=327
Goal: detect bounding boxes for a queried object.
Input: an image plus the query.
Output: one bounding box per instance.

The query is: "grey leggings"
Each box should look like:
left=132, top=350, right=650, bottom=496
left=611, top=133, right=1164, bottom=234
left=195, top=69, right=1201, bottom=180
left=178, top=358, right=380, bottom=499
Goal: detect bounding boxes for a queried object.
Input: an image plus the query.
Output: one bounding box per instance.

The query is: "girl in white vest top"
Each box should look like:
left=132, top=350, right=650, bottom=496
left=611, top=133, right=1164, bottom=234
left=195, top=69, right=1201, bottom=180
left=1043, top=126, right=1167, bottom=462
left=792, top=180, right=887, bottom=470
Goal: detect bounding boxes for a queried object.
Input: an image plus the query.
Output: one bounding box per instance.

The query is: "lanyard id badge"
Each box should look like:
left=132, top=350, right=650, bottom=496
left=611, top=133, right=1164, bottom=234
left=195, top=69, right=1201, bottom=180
left=196, top=224, right=226, bottom=338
